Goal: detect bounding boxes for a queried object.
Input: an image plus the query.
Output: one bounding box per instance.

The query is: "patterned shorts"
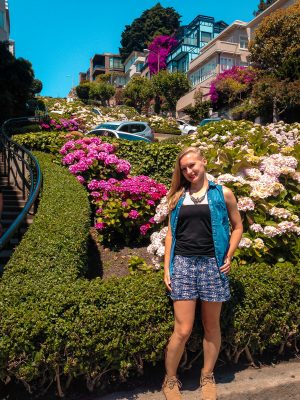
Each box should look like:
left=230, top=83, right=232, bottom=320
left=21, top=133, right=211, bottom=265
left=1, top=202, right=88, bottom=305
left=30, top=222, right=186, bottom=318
left=170, top=255, right=230, bottom=302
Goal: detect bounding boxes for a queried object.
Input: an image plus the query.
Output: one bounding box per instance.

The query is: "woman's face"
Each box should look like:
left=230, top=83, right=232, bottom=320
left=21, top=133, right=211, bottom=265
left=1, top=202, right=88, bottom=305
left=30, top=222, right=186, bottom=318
left=180, top=152, right=207, bottom=184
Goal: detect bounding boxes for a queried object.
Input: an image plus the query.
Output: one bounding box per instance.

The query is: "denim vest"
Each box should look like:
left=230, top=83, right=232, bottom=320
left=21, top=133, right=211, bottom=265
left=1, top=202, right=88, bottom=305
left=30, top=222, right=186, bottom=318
left=169, top=181, right=230, bottom=277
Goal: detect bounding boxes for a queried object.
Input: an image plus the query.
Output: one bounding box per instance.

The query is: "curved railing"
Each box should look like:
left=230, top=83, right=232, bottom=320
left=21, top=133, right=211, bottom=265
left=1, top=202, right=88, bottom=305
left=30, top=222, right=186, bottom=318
left=0, top=117, right=42, bottom=250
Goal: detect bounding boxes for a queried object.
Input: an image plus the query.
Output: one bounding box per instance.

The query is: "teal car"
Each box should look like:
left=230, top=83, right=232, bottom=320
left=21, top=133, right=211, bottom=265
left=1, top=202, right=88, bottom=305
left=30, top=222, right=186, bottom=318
left=86, top=128, right=152, bottom=143
left=199, top=118, right=222, bottom=127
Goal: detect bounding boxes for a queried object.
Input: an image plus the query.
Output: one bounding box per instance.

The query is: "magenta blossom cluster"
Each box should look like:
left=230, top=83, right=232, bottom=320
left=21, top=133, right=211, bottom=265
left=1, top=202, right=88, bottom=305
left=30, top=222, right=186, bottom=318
left=40, top=117, right=83, bottom=132
left=209, top=66, right=257, bottom=103
left=88, top=176, right=167, bottom=236
left=147, top=35, right=178, bottom=75
left=59, top=137, right=131, bottom=183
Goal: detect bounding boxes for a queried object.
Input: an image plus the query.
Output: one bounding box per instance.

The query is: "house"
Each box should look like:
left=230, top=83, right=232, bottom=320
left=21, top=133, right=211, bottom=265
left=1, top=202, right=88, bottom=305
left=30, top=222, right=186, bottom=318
left=79, top=53, right=126, bottom=87
left=176, top=0, right=296, bottom=116
left=166, top=15, right=228, bottom=75
left=123, top=51, right=147, bottom=84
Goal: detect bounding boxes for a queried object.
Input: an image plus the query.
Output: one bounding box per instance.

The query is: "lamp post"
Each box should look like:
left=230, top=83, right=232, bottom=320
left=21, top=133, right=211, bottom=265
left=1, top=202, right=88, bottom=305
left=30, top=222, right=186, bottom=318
left=66, top=74, right=74, bottom=89
left=143, top=48, right=160, bottom=73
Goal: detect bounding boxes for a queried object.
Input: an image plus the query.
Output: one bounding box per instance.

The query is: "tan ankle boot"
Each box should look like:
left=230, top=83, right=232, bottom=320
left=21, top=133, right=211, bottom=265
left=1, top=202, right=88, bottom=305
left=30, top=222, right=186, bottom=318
left=200, top=371, right=217, bottom=400
left=162, top=375, right=182, bottom=400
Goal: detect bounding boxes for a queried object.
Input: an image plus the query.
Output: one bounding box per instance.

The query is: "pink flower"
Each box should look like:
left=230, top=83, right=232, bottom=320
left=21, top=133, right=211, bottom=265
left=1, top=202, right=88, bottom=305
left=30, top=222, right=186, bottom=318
left=95, top=222, right=106, bottom=230
left=76, top=175, right=85, bottom=184
left=140, top=224, right=151, bottom=235
left=128, top=210, right=140, bottom=219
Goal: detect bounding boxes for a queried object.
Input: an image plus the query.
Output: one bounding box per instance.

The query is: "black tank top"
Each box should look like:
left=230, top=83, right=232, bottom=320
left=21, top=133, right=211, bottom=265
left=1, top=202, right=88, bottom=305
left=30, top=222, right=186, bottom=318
left=174, top=193, right=215, bottom=257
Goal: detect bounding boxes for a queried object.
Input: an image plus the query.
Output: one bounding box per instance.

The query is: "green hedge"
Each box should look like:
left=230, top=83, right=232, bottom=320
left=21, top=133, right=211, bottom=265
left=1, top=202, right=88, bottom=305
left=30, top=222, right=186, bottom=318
left=0, top=152, right=299, bottom=397
left=13, top=132, right=181, bottom=186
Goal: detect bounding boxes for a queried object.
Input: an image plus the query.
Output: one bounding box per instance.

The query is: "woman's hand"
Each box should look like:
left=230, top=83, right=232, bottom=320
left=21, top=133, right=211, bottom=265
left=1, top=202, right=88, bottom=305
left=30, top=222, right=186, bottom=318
left=220, top=256, right=232, bottom=274
left=164, top=269, right=172, bottom=291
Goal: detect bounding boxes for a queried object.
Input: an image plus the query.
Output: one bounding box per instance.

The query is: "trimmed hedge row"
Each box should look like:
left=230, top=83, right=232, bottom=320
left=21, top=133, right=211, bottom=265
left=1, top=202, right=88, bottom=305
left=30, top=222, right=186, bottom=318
left=13, top=132, right=181, bottom=186
left=0, top=153, right=299, bottom=397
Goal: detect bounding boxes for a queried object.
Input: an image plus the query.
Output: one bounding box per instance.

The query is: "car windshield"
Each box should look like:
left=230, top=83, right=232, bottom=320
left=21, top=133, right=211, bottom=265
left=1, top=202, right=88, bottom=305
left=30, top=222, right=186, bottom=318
left=97, top=123, right=120, bottom=130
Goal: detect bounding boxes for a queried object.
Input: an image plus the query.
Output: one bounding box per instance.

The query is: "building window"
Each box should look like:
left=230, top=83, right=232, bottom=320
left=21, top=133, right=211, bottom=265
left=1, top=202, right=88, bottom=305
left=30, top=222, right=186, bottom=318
left=201, top=31, right=212, bottom=43
left=239, top=36, right=248, bottom=49
left=220, top=57, right=234, bottom=71
left=190, top=58, right=216, bottom=87
left=109, top=57, right=123, bottom=69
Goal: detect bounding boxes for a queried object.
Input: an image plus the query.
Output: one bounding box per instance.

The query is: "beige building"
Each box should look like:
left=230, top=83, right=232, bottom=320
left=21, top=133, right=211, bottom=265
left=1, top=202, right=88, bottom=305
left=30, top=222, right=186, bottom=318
left=176, top=0, right=296, bottom=116
left=123, top=51, right=147, bottom=83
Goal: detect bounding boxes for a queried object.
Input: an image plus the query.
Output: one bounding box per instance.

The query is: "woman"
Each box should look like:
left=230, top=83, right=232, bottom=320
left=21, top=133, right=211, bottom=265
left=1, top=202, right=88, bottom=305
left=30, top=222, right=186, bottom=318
left=162, top=147, right=243, bottom=400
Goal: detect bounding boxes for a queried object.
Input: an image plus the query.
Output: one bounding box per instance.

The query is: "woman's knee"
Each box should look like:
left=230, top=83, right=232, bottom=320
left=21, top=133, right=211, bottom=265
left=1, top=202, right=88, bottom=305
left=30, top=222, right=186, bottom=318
left=173, top=325, right=193, bottom=342
left=202, top=318, right=220, bottom=336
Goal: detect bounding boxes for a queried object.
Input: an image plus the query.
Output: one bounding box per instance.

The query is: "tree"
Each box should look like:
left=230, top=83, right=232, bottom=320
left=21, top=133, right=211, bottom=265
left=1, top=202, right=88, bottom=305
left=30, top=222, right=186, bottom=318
left=119, top=3, right=180, bottom=62
left=89, top=82, right=116, bottom=106
left=123, top=76, right=154, bottom=113
left=147, top=35, right=178, bottom=75
left=75, top=82, right=91, bottom=103
left=152, top=71, right=190, bottom=115
left=183, top=91, right=211, bottom=123
left=0, top=43, right=35, bottom=123
left=249, top=2, right=300, bottom=80
left=251, top=76, right=300, bottom=122
left=31, top=79, right=43, bottom=95
left=253, top=0, right=276, bottom=16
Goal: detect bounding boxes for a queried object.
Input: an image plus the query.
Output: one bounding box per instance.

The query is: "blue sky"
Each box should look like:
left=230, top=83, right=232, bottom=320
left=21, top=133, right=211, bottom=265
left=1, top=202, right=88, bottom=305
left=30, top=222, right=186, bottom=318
left=10, top=0, right=259, bottom=98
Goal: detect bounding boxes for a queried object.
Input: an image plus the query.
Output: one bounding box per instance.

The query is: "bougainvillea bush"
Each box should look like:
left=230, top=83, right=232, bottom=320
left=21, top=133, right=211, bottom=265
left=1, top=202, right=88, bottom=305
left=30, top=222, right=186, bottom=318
left=209, top=66, right=258, bottom=107
left=148, top=120, right=300, bottom=267
left=88, top=176, right=167, bottom=243
left=148, top=35, right=178, bottom=75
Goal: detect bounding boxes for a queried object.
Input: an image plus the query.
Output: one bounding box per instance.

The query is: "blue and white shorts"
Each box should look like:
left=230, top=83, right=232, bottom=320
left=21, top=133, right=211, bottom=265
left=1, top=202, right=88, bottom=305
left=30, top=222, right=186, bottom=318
left=170, top=255, right=230, bottom=302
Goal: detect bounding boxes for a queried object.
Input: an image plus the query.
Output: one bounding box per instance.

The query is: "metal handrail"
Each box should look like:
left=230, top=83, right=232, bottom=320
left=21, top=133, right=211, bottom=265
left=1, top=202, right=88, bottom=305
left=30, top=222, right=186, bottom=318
left=0, top=117, right=42, bottom=250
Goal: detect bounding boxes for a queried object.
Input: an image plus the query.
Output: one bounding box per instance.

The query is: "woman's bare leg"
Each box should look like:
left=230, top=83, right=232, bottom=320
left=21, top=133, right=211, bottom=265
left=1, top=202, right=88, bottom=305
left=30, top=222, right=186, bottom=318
left=165, top=299, right=197, bottom=377
left=201, top=301, right=223, bottom=374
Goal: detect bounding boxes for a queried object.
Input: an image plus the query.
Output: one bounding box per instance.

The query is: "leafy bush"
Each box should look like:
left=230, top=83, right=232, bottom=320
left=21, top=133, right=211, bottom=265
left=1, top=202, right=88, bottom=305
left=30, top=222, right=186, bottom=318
left=231, top=100, right=259, bottom=121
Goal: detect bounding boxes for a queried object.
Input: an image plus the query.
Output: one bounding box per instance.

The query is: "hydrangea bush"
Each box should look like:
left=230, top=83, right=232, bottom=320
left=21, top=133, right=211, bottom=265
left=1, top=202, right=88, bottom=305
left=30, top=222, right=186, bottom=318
left=60, top=136, right=131, bottom=185
left=59, top=136, right=167, bottom=243
left=88, top=176, right=167, bottom=243
left=148, top=120, right=300, bottom=267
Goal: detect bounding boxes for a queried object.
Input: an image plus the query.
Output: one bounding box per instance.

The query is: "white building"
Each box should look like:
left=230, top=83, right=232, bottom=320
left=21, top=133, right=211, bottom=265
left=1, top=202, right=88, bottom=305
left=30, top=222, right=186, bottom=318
left=0, top=0, right=14, bottom=54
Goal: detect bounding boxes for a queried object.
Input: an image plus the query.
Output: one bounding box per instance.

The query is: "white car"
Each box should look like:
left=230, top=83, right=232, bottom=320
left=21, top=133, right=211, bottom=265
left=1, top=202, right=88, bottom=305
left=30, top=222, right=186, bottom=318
left=177, top=119, right=197, bottom=135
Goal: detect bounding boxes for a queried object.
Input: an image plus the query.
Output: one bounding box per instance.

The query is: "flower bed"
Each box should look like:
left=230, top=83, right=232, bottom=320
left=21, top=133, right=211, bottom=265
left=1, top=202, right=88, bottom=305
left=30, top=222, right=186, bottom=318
left=89, top=176, right=167, bottom=242
left=148, top=120, right=300, bottom=267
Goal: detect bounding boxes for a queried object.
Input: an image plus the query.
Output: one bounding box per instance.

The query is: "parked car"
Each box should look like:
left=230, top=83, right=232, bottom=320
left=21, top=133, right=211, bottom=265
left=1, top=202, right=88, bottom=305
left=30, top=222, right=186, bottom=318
left=199, top=117, right=222, bottom=127
left=94, top=121, right=154, bottom=141
left=86, top=128, right=152, bottom=143
left=177, top=119, right=197, bottom=135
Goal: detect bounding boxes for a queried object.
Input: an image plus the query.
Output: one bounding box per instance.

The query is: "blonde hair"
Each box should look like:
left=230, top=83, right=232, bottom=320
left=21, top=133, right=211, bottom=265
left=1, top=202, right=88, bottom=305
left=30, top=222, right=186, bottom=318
left=167, top=147, right=204, bottom=210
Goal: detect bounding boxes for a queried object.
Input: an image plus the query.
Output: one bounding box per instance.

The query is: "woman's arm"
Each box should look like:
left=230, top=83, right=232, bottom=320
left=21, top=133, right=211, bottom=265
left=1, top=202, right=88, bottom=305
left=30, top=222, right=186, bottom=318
left=220, top=186, right=243, bottom=274
left=164, top=217, right=173, bottom=291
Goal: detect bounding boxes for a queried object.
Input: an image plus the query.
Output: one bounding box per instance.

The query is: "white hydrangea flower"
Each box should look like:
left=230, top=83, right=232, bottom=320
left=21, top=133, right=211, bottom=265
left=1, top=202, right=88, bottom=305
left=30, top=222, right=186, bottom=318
left=253, top=238, right=265, bottom=249
left=250, top=223, right=264, bottom=233
left=263, top=226, right=280, bottom=237
left=239, top=237, right=252, bottom=248
left=237, top=197, right=255, bottom=212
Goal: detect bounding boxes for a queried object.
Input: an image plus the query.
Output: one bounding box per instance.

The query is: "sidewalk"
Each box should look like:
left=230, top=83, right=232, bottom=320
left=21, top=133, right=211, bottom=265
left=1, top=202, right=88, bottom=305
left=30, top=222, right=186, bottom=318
left=93, top=359, right=300, bottom=400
